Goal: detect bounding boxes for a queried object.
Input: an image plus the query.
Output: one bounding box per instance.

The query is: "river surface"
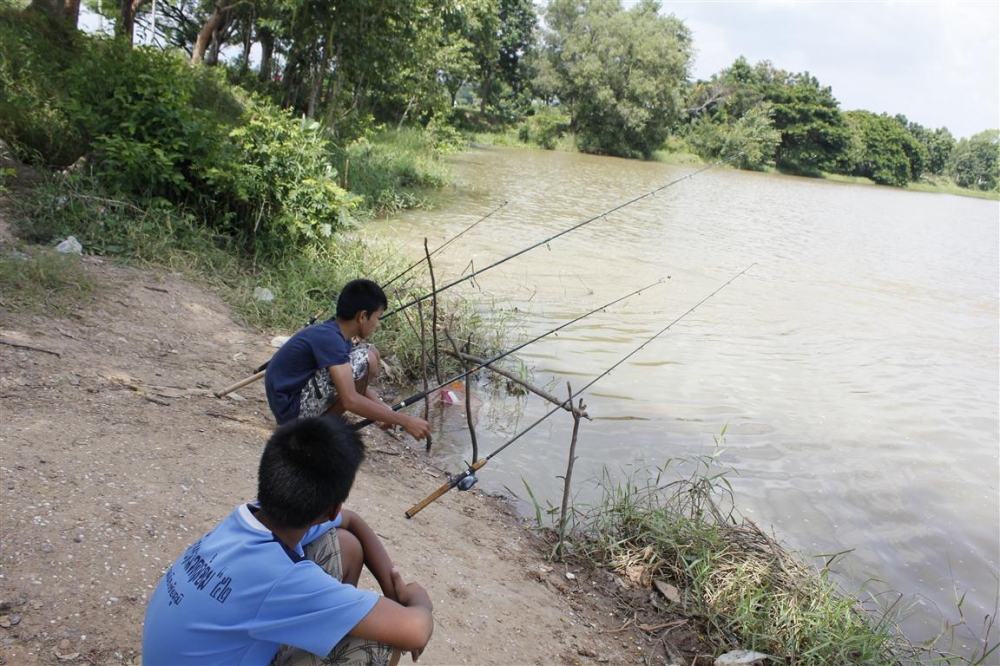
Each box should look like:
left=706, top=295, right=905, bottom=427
left=374, top=146, right=999, bottom=655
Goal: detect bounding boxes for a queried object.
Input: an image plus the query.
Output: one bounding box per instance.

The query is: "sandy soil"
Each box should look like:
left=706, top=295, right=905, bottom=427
left=0, top=231, right=707, bottom=665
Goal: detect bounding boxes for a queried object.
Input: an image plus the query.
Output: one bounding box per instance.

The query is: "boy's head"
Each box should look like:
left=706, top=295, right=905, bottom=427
left=336, top=279, right=388, bottom=321
left=257, top=416, right=366, bottom=529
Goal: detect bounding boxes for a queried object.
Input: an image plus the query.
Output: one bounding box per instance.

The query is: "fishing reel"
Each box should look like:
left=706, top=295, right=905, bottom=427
left=455, top=466, right=478, bottom=491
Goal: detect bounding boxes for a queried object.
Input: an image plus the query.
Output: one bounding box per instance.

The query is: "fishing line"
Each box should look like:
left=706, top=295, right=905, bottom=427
left=215, top=154, right=738, bottom=393
left=351, top=278, right=666, bottom=430
left=383, top=200, right=508, bottom=288
left=383, top=152, right=743, bottom=321
left=404, top=262, right=756, bottom=518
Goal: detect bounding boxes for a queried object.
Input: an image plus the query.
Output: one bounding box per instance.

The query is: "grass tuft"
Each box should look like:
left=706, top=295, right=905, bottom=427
left=0, top=244, right=99, bottom=315
left=554, top=448, right=936, bottom=664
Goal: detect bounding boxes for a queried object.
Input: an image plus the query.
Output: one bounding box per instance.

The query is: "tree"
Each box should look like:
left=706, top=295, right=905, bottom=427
left=541, top=0, right=692, bottom=159
left=843, top=110, right=928, bottom=186
left=685, top=102, right=780, bottom=170
left=947, top=130, right=1000, bottom=191
left=900, top=119, right=955, bottom=176
left=760, top=69, right=848, bottom=175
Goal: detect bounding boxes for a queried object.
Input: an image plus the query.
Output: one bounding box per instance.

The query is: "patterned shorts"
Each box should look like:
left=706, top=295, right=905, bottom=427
left=271, top=529, right=393, bottom=666
left=298, top=343, right=372, bottom=420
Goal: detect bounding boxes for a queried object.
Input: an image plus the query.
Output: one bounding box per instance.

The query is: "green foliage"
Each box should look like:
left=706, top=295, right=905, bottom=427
left=947, top=130, right=1000, bottom=191
left=542, top=0, right=692, bottom=159
left=691, top=58, right=849, bottom=176
left=562, top=451, right=918, bottom=665
left=518, top=107, right=570, bottom=150
left=336, top=128, right=451, bottom=217
left=685, top=103, right=780, bottom=170
left=0, top=8, right=86, bottom=165
left=843, top=110, right=929, bottom=186
left=201, top=104, right=358, bottom=257
left=765, top=71, right=849, bottom=175
left=11, top=174, right=234, bottom=261
left=64, top=41, right=218, bottom=200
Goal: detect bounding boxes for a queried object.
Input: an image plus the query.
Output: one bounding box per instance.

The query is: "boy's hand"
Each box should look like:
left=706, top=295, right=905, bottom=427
left=390, top=567, right=432, bottom=661
left=390, top=568, right=433, bottom=612
left=401, top=415, right=431, bottom=441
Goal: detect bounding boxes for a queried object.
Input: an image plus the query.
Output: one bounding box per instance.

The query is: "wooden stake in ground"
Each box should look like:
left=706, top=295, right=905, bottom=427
left=557, top=382, right=585, bottom=558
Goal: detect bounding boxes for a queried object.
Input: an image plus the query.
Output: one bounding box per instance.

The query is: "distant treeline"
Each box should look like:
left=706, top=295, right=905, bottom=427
left=3, top=0, right=997, bottom=243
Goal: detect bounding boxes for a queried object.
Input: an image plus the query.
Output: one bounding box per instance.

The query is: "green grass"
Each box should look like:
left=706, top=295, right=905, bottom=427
left=550, top=448, right=998, bottom=665
left=4, top=170, right=501, bottom=384
left=0, top=244, right=99, bottom=315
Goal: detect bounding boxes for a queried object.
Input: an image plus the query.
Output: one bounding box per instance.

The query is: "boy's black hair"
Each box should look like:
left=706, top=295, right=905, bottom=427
left=257, top=416, right=366, bottom=529
left=335, top=279, right=388, bottom=320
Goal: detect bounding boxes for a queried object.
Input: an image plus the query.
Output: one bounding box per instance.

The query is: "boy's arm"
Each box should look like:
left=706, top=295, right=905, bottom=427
left=350, top=568, right=434, bottom=658
left=339, top=509, right=396, bottom=601
left=328, top=364, right=430, bottom=440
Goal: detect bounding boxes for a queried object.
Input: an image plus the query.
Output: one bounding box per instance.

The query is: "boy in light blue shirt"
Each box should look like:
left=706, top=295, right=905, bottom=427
left=142, top=416, right=434, bottom=665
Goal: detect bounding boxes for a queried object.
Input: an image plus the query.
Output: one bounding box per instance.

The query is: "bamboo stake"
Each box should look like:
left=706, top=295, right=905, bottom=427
left=556, top=383, right=585, bottom=558
left=445, top=330, right=479, bottom=463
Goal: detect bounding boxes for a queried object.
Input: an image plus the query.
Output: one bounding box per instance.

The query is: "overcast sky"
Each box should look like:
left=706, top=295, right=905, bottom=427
left=661, top=0, right=999, bottom=139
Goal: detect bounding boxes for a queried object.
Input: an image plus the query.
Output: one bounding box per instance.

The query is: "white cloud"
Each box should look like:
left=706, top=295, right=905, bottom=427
left=666, top=0, right=1000, bottom=138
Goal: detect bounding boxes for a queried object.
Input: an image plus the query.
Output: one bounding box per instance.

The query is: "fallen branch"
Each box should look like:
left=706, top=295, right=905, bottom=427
left=0, top=339, right=61, bottom=357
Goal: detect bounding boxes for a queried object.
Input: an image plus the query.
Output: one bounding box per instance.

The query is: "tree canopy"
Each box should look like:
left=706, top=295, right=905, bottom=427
left=7, top=0, right=997, bottom=193
left=540, top=0, right=692, bottom=159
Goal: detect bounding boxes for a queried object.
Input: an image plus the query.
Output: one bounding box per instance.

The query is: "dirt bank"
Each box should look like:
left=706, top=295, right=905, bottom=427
left=0, top=241, right=704, bottom=665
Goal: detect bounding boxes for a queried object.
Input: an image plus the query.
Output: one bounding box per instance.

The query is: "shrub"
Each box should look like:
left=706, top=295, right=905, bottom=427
left=200, top=103, right=359, bottom=257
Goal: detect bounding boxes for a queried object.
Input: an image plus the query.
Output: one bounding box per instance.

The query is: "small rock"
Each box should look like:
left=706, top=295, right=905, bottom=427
left=565, top=572, right=576, bottom=580
left=253, top=287, right=275, bottom=302
left=0, top=616, right=9, bottom=629
left=653, top=579, right=680, bottom=604
left=715, top=649, right=775, bottom=665
left=270, top=336, right=290, bottom=348
left=55, top=236, right=83, bottom=255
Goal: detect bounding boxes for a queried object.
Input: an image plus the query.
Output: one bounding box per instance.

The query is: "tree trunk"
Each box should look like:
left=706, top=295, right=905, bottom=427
left=258, top=27, right=274, bottom=81
left=117, top=0, right=146, bottom=43
left=192, top=4, right=224, bottom=64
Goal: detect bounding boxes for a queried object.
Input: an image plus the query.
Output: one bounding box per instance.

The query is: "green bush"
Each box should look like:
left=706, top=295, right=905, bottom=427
left=64, top=41, right=219, bottom=201
left=201, top=104, right=359, bottom=257
left=519, top=108, right=570, bottom=150
left=337, top=128, right=450, bottom=216
left=0, top=9, right=86, bottom=165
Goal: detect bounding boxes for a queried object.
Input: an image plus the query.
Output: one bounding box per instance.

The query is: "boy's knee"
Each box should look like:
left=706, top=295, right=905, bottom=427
left=366, top=346, right=380, bottom=380
left=338, top=529, right=363, bottom=586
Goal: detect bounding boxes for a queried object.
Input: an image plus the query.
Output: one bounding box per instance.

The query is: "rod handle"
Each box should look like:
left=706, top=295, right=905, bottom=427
left=213, top=370, right=266, bottom=399
left=405, top=459, right=487, bottom=519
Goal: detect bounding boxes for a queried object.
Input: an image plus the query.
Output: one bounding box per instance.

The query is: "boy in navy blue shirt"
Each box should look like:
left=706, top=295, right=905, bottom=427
left=143, top=416, right=434, bottom=665
left=265, top=279, right=429, bottom=441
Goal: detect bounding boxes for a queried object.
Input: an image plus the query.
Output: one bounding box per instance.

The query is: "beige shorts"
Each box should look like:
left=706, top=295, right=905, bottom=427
left=272, top=530, right=393, bottom=666
left=299, top=344, right=372, bottom=419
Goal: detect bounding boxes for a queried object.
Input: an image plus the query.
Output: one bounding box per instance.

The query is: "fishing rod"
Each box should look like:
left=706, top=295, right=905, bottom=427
left=349, top=278, right=666, bottom=431
left=213, top=155, right=737, bottom=397
left=404, top=262, right=756, bottom=519
left=217, top=202, right=510, bottom=391
left=382, top=200, right=508, bottom=289
left=382, top=152, right=743, bottom=322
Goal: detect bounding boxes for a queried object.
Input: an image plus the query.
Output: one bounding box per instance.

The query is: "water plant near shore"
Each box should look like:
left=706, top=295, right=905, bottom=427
left=542, top=447, right=997, bottom=665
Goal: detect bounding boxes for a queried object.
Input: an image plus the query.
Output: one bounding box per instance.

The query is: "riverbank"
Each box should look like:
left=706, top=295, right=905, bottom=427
left=0, top=246, right=710, bottom=665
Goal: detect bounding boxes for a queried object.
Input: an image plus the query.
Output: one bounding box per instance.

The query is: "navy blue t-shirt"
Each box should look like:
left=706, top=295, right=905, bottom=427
left=264, top=319, right=351, bottom=424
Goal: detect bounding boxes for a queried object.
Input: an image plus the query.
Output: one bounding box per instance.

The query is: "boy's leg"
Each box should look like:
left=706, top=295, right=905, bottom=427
left=272, top=529, right=396, bottom=666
